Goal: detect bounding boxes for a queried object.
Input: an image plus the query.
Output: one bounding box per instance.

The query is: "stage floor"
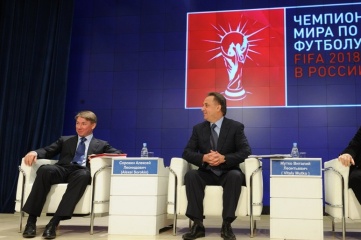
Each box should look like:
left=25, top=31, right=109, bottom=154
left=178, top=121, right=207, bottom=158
left=1, top=213, right=360, bottom=239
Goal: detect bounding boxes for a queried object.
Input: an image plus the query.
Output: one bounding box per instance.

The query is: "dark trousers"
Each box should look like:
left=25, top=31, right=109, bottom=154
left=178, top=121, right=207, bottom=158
left=349, top=168, right=361, bottom=204
left=22, top=164, right=91, bottom=220
left=184, top=168, right=244, bottom=223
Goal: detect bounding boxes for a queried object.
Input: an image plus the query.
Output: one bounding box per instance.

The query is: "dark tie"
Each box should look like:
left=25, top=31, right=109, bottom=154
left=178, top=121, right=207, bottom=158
left=211, top=123, right=218, bottom=150
left=210, top=124, right=222, bottom=176
left=73, top=137, right=87, bottom=165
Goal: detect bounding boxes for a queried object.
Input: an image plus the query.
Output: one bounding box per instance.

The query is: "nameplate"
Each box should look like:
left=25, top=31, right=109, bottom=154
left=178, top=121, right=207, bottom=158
left=271, top=158, right=322, bottom=177
left=112, top=158, right=158, bottom=175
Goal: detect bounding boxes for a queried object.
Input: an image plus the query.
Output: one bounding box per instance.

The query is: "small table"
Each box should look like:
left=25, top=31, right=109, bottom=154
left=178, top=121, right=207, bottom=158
left=108, top=157, right=172, bottom=235
left=270, top=157, right=323, bottom=240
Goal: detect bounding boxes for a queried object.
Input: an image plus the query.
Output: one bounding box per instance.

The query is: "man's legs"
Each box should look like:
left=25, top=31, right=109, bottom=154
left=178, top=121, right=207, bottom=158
left=23, top=165, right=65, bottom=217
left=42, top=166, right=91, bottom=239
left=184, top=169, right=207, bottom=221
left=22, top=165, right=66, bottom=238
left=54, top=167, right=91, bottom=219
left=349, top=168, right=361, bottom=203
left=220, top=169, right=244, bottom=240
left=221, top=169, right=244, bottom=221
left=183, top=169, right=217, bottom=240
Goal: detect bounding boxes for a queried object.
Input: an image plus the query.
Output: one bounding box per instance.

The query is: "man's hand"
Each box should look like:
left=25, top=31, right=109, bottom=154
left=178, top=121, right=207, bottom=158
left=24, top=151, right=37, bottom=166
left=203, top=150, right=225, bottom=166
left=338, top=153, right=355, bottom=167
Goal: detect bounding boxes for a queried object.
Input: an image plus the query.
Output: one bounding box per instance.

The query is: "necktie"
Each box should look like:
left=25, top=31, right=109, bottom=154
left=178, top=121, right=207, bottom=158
left=211, top=123, right=218, bottom=150
left=210, top=124, right=222, bottom=176
left=73, top=137, right=86, bottom=165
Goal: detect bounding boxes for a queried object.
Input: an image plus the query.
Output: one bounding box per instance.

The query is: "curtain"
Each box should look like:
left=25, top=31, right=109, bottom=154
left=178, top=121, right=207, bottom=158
left=0, top=0, right=74, bottom=212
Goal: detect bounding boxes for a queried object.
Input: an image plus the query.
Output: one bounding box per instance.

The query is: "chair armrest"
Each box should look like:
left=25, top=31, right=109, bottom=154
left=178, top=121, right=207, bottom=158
left=324, top=158, right=349, bottom=177
left=240, top=157, right=263, bottom=215
left=168, top=157, right=189, bottom=187
left=167, top=157, right=189, bottom=214
left=240, top=157, right=262, bottom=187
left=90, top=157, right=112, bottom=177
left=89, top=157, right=112, bottom=203
left=15, top=158, right=57, bottom=212
left=19, top=158, right=58, bottom=185
left=324, top=158, right=349, bottom=209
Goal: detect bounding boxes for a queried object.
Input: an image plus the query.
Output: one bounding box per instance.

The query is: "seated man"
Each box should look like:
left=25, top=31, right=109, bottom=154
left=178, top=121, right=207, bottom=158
left=182, top=92, right=251, bottom=240
left=338, top=126, right=361, bottom=205
left=22, top=110, right=123, bottom=239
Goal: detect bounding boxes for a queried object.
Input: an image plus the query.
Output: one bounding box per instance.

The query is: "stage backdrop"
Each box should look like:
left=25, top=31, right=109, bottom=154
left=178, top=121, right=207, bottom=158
left=64, top=0, right=361, bottom=211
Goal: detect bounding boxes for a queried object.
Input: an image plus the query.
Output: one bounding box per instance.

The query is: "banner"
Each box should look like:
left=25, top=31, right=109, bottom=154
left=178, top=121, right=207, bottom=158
left=185, top=3, right=361, bottom=108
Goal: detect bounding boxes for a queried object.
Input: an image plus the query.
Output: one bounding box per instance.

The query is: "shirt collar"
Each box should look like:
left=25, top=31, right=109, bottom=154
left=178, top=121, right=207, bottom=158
left=79, top=134, right=93, bottom=142
left=210, top=117, right=224, bottom=129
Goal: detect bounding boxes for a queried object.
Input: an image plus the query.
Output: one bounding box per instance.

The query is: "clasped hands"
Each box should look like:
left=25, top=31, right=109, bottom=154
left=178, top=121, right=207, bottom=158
left=203, top=150, right=225, bottom=166
left=338, top=153, right=355, bottom=167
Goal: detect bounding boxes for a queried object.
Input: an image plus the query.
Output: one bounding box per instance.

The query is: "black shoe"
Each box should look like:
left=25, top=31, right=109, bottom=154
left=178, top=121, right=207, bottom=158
left=22, top=223, right=36, bottom=238
left=221, top=221, right=236, bottom=240
left=182, top=222, right=205, bottom=240
left=42, top=222, right=57, bottom=239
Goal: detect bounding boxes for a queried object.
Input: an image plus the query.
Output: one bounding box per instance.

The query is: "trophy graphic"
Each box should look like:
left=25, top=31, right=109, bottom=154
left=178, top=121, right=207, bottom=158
left=207, top=22, right=267, bottom=101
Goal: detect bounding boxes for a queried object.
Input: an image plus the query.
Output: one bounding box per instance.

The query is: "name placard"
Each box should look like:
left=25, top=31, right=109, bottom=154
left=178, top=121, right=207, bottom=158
left=271, top=158, right=322, bottom=177
left=112, top=158, right=158, bottom=175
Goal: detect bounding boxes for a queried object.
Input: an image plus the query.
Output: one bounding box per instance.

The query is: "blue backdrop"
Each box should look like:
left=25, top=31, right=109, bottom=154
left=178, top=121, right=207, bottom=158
left=63, top=0, right=361, bottom=210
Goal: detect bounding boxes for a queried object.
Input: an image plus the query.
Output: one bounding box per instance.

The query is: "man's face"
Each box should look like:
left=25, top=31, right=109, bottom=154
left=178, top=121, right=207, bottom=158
left=75, top=117, right=96, bottom=137
left=202, top=96, right=222, bottom=122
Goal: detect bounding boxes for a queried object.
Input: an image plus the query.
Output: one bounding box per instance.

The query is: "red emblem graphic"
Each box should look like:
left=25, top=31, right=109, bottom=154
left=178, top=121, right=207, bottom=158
left=186, top=9, right=286, bottom=108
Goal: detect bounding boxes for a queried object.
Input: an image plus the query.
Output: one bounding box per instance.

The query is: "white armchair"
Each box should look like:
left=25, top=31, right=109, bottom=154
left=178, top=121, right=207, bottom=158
left=15, top=157, right=112, bottom=234
left=167, top=157, right=263, bottom=237
left=324, top=158, right=361, bottom=240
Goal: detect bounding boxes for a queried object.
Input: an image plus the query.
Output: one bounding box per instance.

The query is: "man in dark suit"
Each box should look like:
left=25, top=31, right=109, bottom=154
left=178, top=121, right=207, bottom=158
left=182, top=92, right=251, bottom=240
left=338, top=127, right=361, bottom=204
left=22, top=110, right=122, bottom=239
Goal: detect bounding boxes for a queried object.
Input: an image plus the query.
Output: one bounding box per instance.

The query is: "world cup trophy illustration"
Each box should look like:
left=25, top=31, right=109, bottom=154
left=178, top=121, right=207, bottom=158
left=207, top=21, right=267, bottom=101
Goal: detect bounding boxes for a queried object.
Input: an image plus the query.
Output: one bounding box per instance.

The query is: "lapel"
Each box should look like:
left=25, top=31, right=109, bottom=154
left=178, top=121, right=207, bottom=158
left=87, top=137, right=98, bottom=155
left=217, top=117, right=230, bottom=151
left=201, top=122, right=212, bottom=151
left=69, top=136, right=79, bottom=157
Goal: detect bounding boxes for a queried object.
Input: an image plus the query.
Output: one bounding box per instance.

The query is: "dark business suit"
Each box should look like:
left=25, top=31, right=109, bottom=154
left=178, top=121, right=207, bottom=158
left=22, top=135, right=121, bottom=219
left=341, top=127, right=361, bottom=203
left=182, top=117, right=251, bottom=222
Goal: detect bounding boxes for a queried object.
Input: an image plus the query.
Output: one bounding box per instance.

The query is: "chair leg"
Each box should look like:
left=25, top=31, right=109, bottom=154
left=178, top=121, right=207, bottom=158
left=172, top=214, right=178, bottom=236
left=250, top=216, right=256, bottom=238
left=19, top=211, right=24, bottom=233
left=342, top=216, right=346, bottom=240
left=18, top=166, right=26, bottom=233
left=90, top=212, right=95, bottom=235
left=253, top=219, right=257, bottom=237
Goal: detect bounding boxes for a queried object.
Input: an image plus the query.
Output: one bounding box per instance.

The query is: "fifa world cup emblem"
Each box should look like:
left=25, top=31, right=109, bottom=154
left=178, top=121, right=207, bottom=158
left=207, top=22, right=267, bottom=101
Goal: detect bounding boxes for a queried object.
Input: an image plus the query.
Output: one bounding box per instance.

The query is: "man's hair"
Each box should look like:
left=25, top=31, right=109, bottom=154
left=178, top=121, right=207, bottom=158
left=208, top=92, right=227, bottom=116
left=75, top=110, right=97, bottom=123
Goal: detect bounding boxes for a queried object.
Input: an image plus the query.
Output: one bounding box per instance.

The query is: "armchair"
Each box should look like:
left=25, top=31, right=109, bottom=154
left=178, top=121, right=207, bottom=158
left=167, top=157, right=263, bottom=237
left=324, top=158, right=361, bottom=240
left=15, top=157, right=112, bottom=234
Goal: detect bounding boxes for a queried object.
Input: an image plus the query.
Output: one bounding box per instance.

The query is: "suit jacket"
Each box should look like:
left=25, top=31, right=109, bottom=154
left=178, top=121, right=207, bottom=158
left=35, top=135, right=122, bottom=167
left=342, top=127, right=361, bottom=169
left=182, top=117, right=251, bottom=171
